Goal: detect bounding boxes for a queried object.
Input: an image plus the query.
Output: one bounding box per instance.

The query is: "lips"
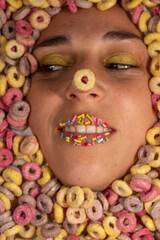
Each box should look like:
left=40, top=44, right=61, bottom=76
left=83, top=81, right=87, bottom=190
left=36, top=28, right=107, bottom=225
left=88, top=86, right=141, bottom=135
left=58, top=113, right=115, bottom=146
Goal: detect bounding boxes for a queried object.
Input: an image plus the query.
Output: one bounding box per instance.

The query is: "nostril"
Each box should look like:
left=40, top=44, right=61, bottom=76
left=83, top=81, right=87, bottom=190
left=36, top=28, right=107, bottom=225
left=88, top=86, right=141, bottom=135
left=70, top=93, right=76, bottom=98
left=90, top=93, right=97, bottom=98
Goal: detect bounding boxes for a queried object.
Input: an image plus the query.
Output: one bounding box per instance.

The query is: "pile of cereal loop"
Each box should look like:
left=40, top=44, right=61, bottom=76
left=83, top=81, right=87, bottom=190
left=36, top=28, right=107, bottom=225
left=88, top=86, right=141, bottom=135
left=1, top=0, right=160, bottom=239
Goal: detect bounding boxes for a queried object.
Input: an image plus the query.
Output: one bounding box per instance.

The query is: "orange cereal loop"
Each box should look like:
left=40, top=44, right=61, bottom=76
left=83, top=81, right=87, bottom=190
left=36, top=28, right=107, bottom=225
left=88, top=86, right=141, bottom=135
left=5, top=39, right=25, bottom=60
left=7, top=66, right=25, bottom=88
left=6, top=0, right=22, bottom=9
left=29, top=10, right=51, bottom=30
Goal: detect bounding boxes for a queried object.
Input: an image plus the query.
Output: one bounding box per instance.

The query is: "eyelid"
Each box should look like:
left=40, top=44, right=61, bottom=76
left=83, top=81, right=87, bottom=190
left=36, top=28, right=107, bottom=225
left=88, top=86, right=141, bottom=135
left=39, top=54, right=73, bottom=66
left=104, top=52, right=141, bottom=66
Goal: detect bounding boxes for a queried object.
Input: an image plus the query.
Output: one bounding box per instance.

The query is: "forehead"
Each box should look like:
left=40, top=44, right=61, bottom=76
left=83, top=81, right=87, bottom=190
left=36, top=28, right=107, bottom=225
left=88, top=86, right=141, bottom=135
left=36, top=4, right=143, bottom=44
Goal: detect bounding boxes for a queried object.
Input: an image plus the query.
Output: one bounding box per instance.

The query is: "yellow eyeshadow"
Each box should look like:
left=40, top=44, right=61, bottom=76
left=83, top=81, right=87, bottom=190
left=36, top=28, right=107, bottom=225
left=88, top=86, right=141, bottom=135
left=40, top=54, right=73, bottom=66
left=104, top=52, right=141, bottom=66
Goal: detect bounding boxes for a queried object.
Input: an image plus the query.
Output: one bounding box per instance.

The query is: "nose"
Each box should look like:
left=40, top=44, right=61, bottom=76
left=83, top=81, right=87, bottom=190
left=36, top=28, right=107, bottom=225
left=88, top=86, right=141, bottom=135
left=65, top=68, right=106, bottom=103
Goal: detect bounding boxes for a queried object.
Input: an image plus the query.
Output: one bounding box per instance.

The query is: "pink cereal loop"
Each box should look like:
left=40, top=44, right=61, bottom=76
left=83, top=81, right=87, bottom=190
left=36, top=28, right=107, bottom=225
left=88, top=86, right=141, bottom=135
left=117, top=212, right=137, bottom=232
left=132, top=228, right=153, bottom=240
left=6, top=130, right=16, bottom=150
left=103, top=188, right=118, bottom=205
left=132, top=5, right=144, bottom=24
left=13, top=204, right=33, bottom=225
left=2, top=88, right=23, bottom=107
left=130, top=177, right=151, bottom=192
left=66, top=0, right=78, bottom=13
left=140, top=184, right=160, bottom=202
left=0, top=0, right=6, bottom=10
left=24, top=53, right=38, bottom=73
left=151, top=93, right=160, bottom=111
left=0, top=98, right=9, bottom=112
left=30, top=186, right=41, bottom=198
left=0, top=148, right=13, bottom=167
left=22, top=162, right=42, bottom=181
left=153, top=6, right=160, bottom=15
left=15, top=20, right=33, bottom=36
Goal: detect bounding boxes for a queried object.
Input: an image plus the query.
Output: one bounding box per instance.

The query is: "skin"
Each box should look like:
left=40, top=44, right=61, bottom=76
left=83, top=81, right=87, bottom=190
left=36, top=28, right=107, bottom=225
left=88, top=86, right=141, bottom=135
left=27, top=4, right=157, bottom=191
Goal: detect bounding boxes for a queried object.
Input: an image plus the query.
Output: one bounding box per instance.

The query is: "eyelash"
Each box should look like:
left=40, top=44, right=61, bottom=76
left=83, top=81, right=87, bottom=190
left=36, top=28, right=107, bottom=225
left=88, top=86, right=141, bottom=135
left=38, top=63, right=137, bottom=73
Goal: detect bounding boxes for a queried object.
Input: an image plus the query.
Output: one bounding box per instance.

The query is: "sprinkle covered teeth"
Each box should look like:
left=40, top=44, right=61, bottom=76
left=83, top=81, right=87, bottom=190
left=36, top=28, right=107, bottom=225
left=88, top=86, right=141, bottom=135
left=59, top=113, right=114, bottom=146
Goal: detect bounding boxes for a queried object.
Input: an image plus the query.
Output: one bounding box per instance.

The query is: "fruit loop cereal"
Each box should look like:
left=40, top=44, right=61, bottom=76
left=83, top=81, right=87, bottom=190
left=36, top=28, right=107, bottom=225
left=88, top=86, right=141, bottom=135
left=0, top=0, right=160, bottom=239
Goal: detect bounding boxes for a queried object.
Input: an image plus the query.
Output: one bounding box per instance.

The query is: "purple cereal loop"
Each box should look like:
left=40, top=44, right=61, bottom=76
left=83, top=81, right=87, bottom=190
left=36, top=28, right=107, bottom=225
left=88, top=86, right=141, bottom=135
left=9, top=100, right=30, bottom=121
left=0, top=186, right=15, bottom=201
left=0, top=210, right=11, bottom=221
left=85, top=199, right=103, bottom=221
left=12, top=158, right=27, bottom=167
left=31, top=28, right=40, bottom=41
left=138, top=145, right=154, bottom=164
left=47, top=182, right=61, bottom=197
left=0, top=118, right=8, bottom=132
left=0, top=9, right=6, bottom=25
left=45, top=6, right=62, bottom=16
left=2, top=20, right=16, bottom=39
left=123, top=195, right=143, bottom=213
left=148, top=15, right=160, bottom=33
left=97, top=192, right=109, bottom=211
left=1, top=52, right=17, bottom=66
left=22, top=77, right=31, bottom=97
left=150, top=199, right=160, bottom=218
left=21, top=180, right=37, bottom=195
left=147, top=169, right=159, bottom=178
left=2, top=88, right=23, bottom=107
left=0, top=109, right=5, bottom=125
left=41, top=178, right=58, bottom=194
left=18, top=194, right=36, bottom=207
left=41, top=222, right=61, bottom=238
left=12, top=6, right=31, bottom=21
left=31, top=209, right=48, bottom=227
left=63, top=218, right=78, bottom=234
left=109, top=202, right=124, bottom=213
left=37, top=193, right=53, bottom=214
left=19, top=56, right=31, bottom=76
left=0, top=221, right=15, bottom=234
left=0, top=215, right=13, bottom=226
left=0, top=148, right=13, bottom=167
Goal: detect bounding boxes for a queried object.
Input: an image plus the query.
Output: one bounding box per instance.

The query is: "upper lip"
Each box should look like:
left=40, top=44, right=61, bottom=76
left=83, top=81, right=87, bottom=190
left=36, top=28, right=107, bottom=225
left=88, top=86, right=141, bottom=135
left=58, top=113, right=116, bottom=131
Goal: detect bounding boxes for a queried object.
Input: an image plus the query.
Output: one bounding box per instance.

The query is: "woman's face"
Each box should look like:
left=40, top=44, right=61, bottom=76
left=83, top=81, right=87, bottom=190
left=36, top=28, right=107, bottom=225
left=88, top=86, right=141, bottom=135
left=27, top=4, right=157, bottom=191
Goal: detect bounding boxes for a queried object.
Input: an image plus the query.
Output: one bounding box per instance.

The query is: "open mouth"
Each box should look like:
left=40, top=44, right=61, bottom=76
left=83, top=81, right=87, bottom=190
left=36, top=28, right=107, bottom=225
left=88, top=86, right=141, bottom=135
left=58, top=113, right=115, bottom=146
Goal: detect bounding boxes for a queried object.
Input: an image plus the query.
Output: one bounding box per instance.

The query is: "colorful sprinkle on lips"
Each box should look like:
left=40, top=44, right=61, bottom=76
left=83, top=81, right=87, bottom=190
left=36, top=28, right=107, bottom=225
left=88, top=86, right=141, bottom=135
left=58, top=113, right=115, bottom=146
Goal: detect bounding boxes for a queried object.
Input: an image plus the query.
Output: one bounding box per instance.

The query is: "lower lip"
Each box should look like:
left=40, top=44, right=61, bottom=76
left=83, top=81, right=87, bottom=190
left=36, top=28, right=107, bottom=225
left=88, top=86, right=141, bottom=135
left=59, top=130, right=114, bottom=146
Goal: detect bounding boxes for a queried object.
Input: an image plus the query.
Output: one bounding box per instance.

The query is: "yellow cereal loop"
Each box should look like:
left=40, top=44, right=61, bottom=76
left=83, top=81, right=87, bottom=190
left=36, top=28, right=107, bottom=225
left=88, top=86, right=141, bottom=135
left=141, top=214, right=156, bottom=231
left=130, top=163, right=151, bottom=175
left=0, top=142, right=5, bottom=148
left=0, top=176, right=4, bottom=185
left=144, top=195, right=160, bottom=213
left=7, top=66, right=25, bottom=88
left=152, top=178, right=160, bottom=189
left=29, top=10, right=51, bottom=30
left=3, top=182, right=22, bottom=197
left=144, top=33, right=160, bottom=45
left=111, top=180, right=133, bottom=197
left=37, top=165, right=52, bottom=186
left=73, top=69, right=96, bottom=92
left=19, top=154, right=31, bottom=162
left=76, top=222, right=88, bottom=235
left=0, top=234, right=6, bottom=240
left=107, top=238, right=118, bottom=240
left=0, top=192, right=11, bottom=210
left=0, top=36, right=7, bottom=55
left=28, top=0, right=46, bottom=6
left=146, top=127, right=160, bottom=145
left=30, top=149, right=44, bottom=165
left=54, top=202, right=64, bottom=224
left=149, top=76, right=160, bottom=94
left=54, top=229, right=68, bottom=240
left=123, top=173, right=132, bottom=184
left=2, top=168, right=22, bottom=185
left=151, top=55, right=160, bottom=76
left=6, top=0, right=22, bottom=9
left=149, top=146, right=160, bottom=168
left=8, top=5, right=17, bottom=12
left=56, top=186, right=69, bottom=208
left=138, top=11, right=151, bottom=33
left=5, top=39, right=25, bottom=59
left=125, top=0, right=143, bottom=9
left=103, top=216, right=121, bottom=237
left=87, top=223, right=106, bottom=239
left=66, top=186, right=84, bottom=208
left=81, top=187, right=94, bottom=208
left=88, top=0, right=101, bottom=3
left=13, top=136, right=23, bottom=156
left=143, top=0, right=156, bottom=7
left=36, top=226, right=45, bottom=240
left=0, top=57, right=6, bottom=72
left=40, top=0, right=50, bottom=8
left=84, top=235, right=92, bottom=240
left=148, top=42, right=160, bottom=58
left=97, top=0, right=117, bottom=11
left=4, top=225, right=23, bottom=237
left=0, top=75, right=7, bottom=97
left=18, top=224, right=36, bottom=238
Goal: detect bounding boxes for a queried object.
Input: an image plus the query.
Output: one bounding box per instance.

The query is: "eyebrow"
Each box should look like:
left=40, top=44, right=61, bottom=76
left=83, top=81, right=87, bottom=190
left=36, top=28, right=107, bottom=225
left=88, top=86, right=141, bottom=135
left=34, top=31, right=142, bottom=49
